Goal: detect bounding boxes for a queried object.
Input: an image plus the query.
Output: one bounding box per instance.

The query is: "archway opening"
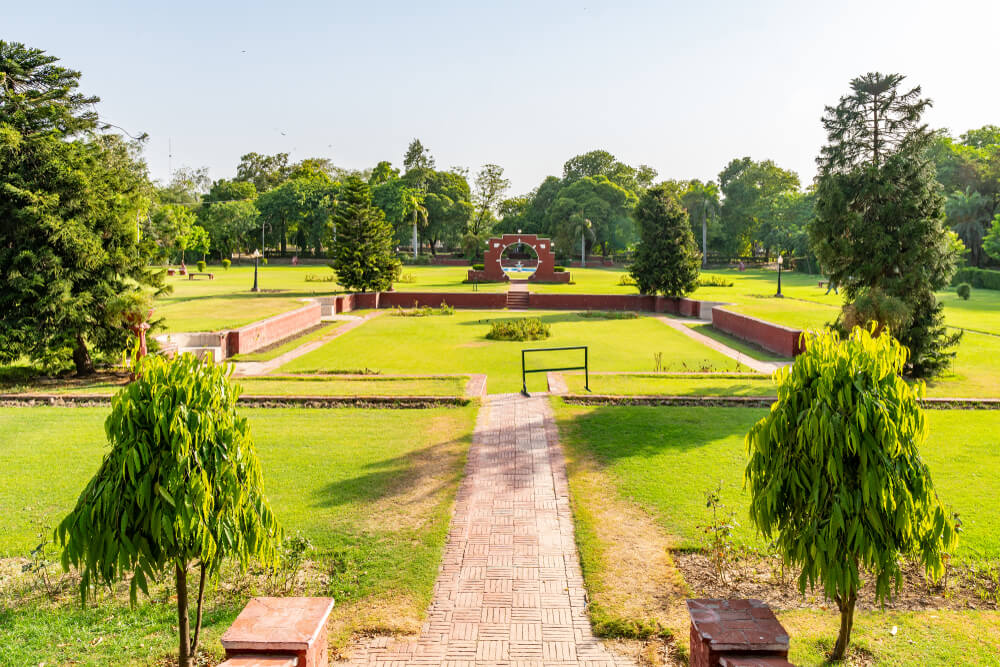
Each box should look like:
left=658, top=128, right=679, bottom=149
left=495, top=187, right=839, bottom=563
left=500, top=242, right=539, bottom=279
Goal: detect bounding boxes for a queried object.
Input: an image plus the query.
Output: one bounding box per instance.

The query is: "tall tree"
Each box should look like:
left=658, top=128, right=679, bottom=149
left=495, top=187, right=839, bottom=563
left=680, top=179, right=721, bottom=264
left=330, top=176, right=400, bottom=291
left=629, top=184, right=700, bottom=296
left=945, top=188, right=992, bottom=266
left=811, top=72, right=960, bottom=377
left=235, top=151, right=289, bottom=192
left=403, top=138, right=435, bottom=172
left=470, top=163, right=510, bottom=236
left=0, top=41, right=165, bottom=374
left=718, top=158, right=800, bottom=256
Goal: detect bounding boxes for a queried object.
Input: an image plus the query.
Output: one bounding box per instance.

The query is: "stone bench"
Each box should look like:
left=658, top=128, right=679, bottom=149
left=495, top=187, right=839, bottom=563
left=687, top=599, right=792, bottom=667
left=188, top=272, right=215, bottom=280
left=220, top=597, right=334, bottom=667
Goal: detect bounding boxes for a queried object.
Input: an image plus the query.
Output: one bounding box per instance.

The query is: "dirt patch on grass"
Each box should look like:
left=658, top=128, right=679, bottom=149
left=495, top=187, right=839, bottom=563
left=676, top=550, right=1000, bottom=613
left=328, top=592, right=426, bottom=655
left=360, top=414, right=470, bottom=533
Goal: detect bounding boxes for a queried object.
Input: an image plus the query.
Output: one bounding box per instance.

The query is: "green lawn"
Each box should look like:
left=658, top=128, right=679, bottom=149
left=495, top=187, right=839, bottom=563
left=554, top=403, right=1000, bottom=561
left=563, top=372, right=775, bottom=396
left=0, top=405, right=476, bottom=663
left=394, top=265, right=506, bottom=292
left=280, top=311, right=743, bottom=393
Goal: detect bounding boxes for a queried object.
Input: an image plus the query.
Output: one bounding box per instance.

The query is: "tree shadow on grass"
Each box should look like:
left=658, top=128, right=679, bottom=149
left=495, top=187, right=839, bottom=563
left=555, top=403, right=763, bottom=462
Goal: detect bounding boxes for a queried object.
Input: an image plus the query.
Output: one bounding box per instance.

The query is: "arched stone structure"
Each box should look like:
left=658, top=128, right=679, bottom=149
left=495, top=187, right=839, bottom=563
left=470, top=234, right=570, bottom=283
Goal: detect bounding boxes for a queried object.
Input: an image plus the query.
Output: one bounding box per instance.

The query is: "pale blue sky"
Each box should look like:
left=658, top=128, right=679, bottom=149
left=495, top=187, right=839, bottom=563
left=8, top=0, right=999, bottom=194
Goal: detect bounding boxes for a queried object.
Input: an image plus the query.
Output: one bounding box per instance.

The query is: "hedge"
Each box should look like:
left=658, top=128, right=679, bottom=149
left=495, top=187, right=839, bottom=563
left=951, top=267, right=1000, bottom=291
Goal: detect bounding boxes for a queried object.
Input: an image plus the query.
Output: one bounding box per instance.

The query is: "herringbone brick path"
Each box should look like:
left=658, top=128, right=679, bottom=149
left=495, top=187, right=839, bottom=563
left=342, top=393, right=634, bottom=667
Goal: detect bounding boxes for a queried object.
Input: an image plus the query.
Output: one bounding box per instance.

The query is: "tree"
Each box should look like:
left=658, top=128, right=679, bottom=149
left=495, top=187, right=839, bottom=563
left=369, top=160, right=398, bottom=186
left=331, top=176, right=400, bottom=291
left=470, top=163, right=510, bottom=236
left=58, top=352, right=281, bottom=667
left=718, top=157, right=800, bottom=256
left=746, top=327, right=957, bottom=661
left=403, top=138, right=435, bottom=172
left=567, top=214, right=595, bottom=266
left=183, top=225, right=211, bottom=261
left=984, top=214, right=1000, bottom=262
left=629, top=184, right=700, bottom=296
left=150, top=203, right=198, bottom=263
left=235, top=151, right=289, bottom=192
left=404, top=168, right=472, bottom=255
left=0, top=41, right=165, bottom=375
left=201, top=200, right=258, bottom=259
left=680, top=180, right=721, bottom=264
left=945, top=188, right=992, bottom=266
left=158, top=166, right=210, bottom=205
left=811, top=72, right=960, bottom=377
left=548, top=175, right=636, bottom=258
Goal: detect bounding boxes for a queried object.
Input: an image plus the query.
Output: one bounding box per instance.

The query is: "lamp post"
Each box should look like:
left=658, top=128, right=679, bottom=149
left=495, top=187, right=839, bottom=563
left=775, top=254, right=784, bottom=298
left=251, top=249, right=261, bottom=292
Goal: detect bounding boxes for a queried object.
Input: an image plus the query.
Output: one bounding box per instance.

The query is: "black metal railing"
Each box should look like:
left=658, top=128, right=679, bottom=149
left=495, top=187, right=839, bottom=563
left=521, top=346, right=589, bottom=395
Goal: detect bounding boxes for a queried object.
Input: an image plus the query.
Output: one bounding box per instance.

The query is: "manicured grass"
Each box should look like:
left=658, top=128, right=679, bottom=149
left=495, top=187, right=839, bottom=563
left=525, top=267, right=643, bottom=294
left=228, top=321, right=345, bottom=362
left=685, top=322, right=791, bottom=362
left=925, top=330, right=1000, bottom=398
left=280, top=311, right=743, bottom=393
left=778, top=608, right=1000, bottom=665
left=938, top=287, right=1000, bottom=336
left=0, top=405, right=476, bottom=663
left=563, top=372, right=775, bottom=396
left=394, top=265, right=506, bottom=292
left=554, top=403, right=1000, bottom=561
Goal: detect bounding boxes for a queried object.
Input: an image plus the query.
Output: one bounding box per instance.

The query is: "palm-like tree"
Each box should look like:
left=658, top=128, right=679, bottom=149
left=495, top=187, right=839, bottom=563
left=946, top=187, right=991, bottom=266
left=569, top=214, right=595, bottom=267
left=403, top=189, right=428, bottom=259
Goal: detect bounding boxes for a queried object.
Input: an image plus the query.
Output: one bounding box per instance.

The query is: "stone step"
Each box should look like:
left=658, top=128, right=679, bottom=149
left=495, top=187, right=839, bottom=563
left=218, top=655, right=298, bottom=667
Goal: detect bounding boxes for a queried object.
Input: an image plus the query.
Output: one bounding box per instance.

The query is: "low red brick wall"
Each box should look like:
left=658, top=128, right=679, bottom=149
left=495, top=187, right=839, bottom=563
left=527, top=293, right=658, bottom=311
left=226, top=302, right=322, bottom=356
left=380, top=292, right=507, bottom=309
left=711, top=307, right=805, bottom=357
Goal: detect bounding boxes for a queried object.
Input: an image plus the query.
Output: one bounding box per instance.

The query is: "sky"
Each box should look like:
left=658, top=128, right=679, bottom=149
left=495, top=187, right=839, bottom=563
left=8, top=0, right=1000, bottom=195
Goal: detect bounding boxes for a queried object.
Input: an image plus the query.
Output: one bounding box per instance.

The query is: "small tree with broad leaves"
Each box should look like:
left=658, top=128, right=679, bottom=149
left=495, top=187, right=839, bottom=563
left=57, top=352, right=282, bottom=667
left=745, top=327, right=957, bottom=661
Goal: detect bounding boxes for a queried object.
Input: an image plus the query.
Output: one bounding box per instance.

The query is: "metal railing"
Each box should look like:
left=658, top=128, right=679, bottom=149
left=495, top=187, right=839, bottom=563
left=521, top=346, right=589, bottom=396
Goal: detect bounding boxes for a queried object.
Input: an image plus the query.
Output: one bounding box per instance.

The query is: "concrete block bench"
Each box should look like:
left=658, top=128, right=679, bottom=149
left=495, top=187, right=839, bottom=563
left=220, top=597, right=334, bottom=667
left=686, top=599, right=792, bottom=667
left=188, top=272, right=215, bottom=280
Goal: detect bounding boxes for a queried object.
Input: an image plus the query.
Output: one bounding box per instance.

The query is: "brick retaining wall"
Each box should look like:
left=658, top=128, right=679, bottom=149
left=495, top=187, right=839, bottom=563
left=226, top=302, right=322, bottom=356
left=711, top=307, right=805, bottom=357
left=380, top=291, right=508, bottom=309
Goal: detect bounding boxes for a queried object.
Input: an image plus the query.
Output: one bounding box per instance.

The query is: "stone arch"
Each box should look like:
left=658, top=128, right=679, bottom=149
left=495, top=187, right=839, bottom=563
left=478, top=234, right=565, bottom=282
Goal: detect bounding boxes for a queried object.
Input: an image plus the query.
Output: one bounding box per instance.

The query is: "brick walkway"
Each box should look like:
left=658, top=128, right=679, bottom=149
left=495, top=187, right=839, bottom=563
left=343, top=394, right=634, bottom=667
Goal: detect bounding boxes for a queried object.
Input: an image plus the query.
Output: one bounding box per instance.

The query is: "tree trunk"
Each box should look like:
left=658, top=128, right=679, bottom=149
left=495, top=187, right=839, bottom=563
left=176, top=563, right=192, bottom=667
left=72, top=333, right=95, bottom=376
left=280, top=221, right=287, bottom=254
left=831, top=591, right=856, bottom=661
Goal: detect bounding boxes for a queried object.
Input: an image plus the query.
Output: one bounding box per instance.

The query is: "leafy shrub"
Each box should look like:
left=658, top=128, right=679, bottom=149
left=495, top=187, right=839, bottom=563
left=261, top=257, right=268, bottom=265
left=617, top=274, right=638, bottom=286
left=222, top=259, right=231, bottom=270
left=578, top=310, right=638, bottom=319
left=554, top=265, right=566, bottom=272
left=472, top=263, right=485, bottom=271
left=196, top=260, right=207, bottom=273
left=392, top=304, right=454, bottom=317
left=951, top=266, right=1000, bottom=290
left=698, top=275, right=734, bottom=287
left=745, top=326, right=957, bottom=659
left=439, top=302, right=455, bottom=315
left=57, top=352, right=281, bottom=667
left=304, top=273, right=337, bottom=283
left=397, top=272, right=417, bottom=283
left=956, top=282, right=972, bottom=300
left=485, top=317, right=550, bottom=341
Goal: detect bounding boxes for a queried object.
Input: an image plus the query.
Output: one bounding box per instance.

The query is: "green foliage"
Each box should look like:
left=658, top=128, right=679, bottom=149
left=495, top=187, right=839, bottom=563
left=717, top=158, right=801, bottom=256
left=471, top=263, right=485, bottom=271
left=629, top=185, right=700, bottom=296
left=577, top=310, right=638, bottom=320
left=746, top=327, right=957, bottom=659
left=57, top=352, right=281, bottom=665
left=234, top=152, right=290, bottom=193
left=330, top=176, right=401, bottom=292
left=984, top=215, right=1000, bottom=263
left=221, top=259, right=231, bottom=270
left=485, top=318, right=551, bottom=341
left=196, top=260, right=206, bottom=273
left=951, top=266, right=1000, bottom=290
left=0, top=42, right=166, bottom=375
left=391, top=304, right=454, bottom=317
left=812, top=72, right=960, bottom=377
left=553, top=265, right=566, bottom=272
left=698, top=275, right=733, bottom=287
left=700, top=482, right=739, bottom=584
left=956, top=283, right=971, bottom=300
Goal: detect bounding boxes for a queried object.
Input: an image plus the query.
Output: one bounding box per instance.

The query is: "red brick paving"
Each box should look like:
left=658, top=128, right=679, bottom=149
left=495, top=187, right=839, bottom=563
left=342, top=394, right=634, bottom=667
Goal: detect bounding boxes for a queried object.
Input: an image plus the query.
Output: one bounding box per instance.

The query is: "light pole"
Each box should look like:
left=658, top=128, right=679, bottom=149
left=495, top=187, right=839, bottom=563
left=251, top=249, right=261, bottom=292
left=775, top=254, right=784, bottom=298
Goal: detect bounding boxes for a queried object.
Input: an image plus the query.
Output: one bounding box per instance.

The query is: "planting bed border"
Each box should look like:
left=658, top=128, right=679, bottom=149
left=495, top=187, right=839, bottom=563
left=0, top=393, right=471, bottom=409
left=562, top=394, right=1000, bottom=410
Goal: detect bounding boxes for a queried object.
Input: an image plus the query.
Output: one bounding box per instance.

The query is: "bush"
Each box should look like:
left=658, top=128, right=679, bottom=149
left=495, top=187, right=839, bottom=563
left=617, top=274, right=638, bottom=286
left=578, top=310, right=638, bottom=320
left=472, top=263, right=485, bottom=271
left=304, top=273, right=337, bottom=283
left=698, top=275, right=734, bottom=287
left=222, top=259, right=231, bottom=270
left=554, top=265, right=566, bottom=273
left=485, top=317, right=550, bottom=341
left=392, top=303, right=454, bottom=317
left=196, top=260, right=207, bottom=273
left=951, top=267, right=1000, bottom=290
left=261, top=257, right=268, bottom=265
left=745, top=327, right=957, bottom=659
left=956, top=282, right=971, bottom=300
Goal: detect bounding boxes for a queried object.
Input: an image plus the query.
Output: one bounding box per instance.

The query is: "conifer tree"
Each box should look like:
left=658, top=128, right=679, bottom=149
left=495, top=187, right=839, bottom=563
left=629, top=184, right=701, bottom=296
left=330, top=176, right=400, bottom=292
left=811, top=73, right=960, bottom=376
